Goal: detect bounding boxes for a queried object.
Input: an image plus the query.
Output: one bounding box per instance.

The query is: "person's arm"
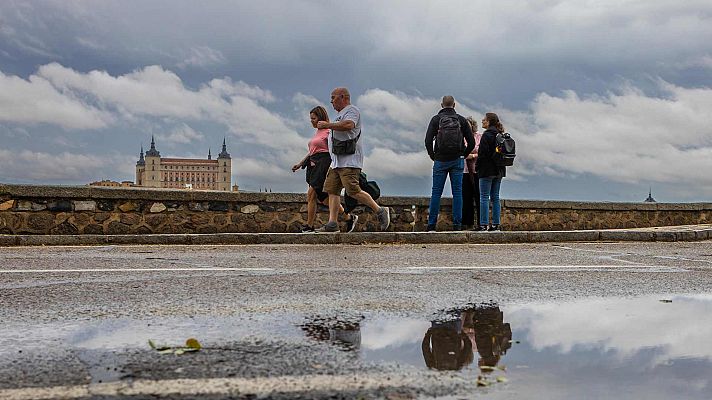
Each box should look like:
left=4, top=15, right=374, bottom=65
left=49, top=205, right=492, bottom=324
left=291, top=153, right=310, bottom=172
left=475, top=134, right=491, bottom=170
left=461, top=116, right=475, bottom=156
left=317, top=119, right=355, bottom=131
left=424, top=116, right=437, bottom=160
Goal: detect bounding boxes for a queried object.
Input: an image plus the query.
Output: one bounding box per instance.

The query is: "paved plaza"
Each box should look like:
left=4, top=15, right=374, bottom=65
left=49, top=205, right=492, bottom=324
left=2, top=241, right=712, bottom=399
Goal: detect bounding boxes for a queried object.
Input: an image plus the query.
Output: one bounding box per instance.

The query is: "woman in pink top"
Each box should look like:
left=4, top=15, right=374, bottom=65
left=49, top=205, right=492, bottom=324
left=462, top=116, right=483, bottom=229
left=292, top=106, right=353, bottom=232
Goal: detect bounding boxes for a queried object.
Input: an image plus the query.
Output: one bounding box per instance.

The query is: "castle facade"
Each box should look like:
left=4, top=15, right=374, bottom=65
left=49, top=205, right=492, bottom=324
left=135, top=136, right=233, bottom=191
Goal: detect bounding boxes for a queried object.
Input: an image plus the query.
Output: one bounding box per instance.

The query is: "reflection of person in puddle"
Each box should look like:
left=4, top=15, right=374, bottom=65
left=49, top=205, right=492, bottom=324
left=422, top=319, right=474, bottom=370
left=301, top=317, right=362, bottom=351
left=465, top=305, right=512, bottom=371
left=422, top=305, right=512, bottom=371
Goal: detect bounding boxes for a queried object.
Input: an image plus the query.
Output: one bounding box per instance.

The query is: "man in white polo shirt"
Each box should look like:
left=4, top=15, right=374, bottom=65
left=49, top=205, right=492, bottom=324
left=315, top=87, right=390, bottom=232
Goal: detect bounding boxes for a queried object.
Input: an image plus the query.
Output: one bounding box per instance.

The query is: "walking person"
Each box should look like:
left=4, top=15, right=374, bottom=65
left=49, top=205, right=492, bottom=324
left=424, top=96, right=475, bottom=231
left=316, top=87, right=390, bottom=233
left=292, top=106, right=357, bottom=232
left=462, top=116, right=482, bottom=229
left=475, top=112, right=507, bottom=231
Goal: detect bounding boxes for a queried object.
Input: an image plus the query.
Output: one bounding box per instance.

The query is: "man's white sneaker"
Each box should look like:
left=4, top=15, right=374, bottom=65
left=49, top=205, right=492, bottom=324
left=345, top=214, right=359, bottom=233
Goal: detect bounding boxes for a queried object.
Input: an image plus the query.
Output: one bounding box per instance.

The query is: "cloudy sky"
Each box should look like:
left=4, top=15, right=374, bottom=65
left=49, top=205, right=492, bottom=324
left=1, top=0, right=711, bottom=201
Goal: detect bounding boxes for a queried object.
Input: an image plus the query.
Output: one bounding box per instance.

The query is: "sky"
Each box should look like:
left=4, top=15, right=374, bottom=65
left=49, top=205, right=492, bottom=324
left=1, top=0, right=712, bottom=201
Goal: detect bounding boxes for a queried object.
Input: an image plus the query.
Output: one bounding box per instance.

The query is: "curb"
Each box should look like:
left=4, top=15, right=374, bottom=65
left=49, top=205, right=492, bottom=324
left=1, top=225, right=711, bottom=247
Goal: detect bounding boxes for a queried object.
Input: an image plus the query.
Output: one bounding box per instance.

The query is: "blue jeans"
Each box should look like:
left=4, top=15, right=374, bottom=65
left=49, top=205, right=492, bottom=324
left=479, top=176, right=502, bottom=226
left=428, top=158, right=464, bottom=226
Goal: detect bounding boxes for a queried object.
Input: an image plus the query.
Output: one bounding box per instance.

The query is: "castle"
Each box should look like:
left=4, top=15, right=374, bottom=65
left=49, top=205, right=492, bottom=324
left=135, top=136, right=233, bottom=191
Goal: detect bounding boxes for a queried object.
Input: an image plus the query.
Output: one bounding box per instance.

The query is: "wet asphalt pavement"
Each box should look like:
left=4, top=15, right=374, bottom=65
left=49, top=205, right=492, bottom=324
left=2, top=241, right=712, bottom=399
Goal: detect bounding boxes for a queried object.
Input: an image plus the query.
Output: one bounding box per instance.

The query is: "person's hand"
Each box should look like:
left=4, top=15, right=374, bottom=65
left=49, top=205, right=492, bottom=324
left=466, top=154, right=475, bottom=160
left=291, top=163, right=301, bottom=172
left=316, top=121, right=329, bottom=129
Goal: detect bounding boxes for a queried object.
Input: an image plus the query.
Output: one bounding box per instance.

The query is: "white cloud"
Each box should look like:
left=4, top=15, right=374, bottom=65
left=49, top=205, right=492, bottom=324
left=507, top=295, right=712, bottom=364
left=355, top=83, right=712, bottom=192
left=364, top=148, right=431, bottom=180
left=519, top=81, right=712, bottom=186
left=361, top=318, right=431, bottom=350
left=234, top=157, right=290, bottom=185
left=0, top=70, right=111, bottom=129
left=1, top=63, right=302, bottom=152
left=0, top=149, right=134, bottom=182
left=3, top=63, right=712, bottom=197
left=176, top=45, right=226, bottom=69
left=155, top=123, right=204, bottom=145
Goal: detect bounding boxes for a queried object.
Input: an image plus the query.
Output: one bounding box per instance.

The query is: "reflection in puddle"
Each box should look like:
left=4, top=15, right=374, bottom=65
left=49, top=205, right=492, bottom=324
left=302, top=304, right=512, bottom=372
left=301, top=316, right=364, bottom=351
left=423, top=305, right=511, bottom=371
left=5, top=295, right=712, bottom=398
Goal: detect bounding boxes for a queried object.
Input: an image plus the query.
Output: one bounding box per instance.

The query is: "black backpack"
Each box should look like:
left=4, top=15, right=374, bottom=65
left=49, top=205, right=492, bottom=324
left=493, top=132, right=516, bottom=166
left=436, top=114, right=464, bottom=157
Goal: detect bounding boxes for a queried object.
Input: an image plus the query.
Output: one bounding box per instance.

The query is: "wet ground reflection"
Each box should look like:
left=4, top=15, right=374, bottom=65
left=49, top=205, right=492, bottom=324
left=4, top=295, right=712, bottom=398
left=300, top=296, right=712, bottom=398
left=302, top=304, right=511, bottom=372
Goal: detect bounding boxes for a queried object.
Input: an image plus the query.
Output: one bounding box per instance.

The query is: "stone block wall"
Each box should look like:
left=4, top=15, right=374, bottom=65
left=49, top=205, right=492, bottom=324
left=0, top=184, right=710, bottom=235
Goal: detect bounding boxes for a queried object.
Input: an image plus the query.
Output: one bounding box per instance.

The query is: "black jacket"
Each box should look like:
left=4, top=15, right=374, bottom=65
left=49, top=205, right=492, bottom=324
left=475, top=127, right=507, bottom=178
left=425, top=108, right=475, bottom=161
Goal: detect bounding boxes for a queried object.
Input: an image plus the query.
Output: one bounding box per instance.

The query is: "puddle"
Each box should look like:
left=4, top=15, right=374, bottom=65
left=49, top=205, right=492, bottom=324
left=3, top=295, right=712, bottom=398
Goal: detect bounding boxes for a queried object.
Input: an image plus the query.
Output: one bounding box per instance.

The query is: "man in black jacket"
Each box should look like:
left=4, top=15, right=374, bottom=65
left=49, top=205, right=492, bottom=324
left=424, top=96, right=475, bottom=231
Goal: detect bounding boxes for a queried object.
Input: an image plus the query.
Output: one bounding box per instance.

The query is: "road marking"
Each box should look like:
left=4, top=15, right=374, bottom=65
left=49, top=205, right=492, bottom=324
left=0, top=372, right=457, bottom=400
left=0, top=268, right=273, bottom=273
left=408, top=265, right=686, bottom=271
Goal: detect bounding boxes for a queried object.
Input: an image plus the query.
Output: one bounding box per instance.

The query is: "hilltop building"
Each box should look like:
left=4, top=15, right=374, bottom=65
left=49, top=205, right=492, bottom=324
left=89, top=180, right=134, bottom=188
left=135, top=136, right=233, bottom=191
left=644, top=187, right=656, bottom=203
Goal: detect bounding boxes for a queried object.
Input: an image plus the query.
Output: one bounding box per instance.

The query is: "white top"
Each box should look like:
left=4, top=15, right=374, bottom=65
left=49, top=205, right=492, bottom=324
left=328, top=104, right=363, bottom=169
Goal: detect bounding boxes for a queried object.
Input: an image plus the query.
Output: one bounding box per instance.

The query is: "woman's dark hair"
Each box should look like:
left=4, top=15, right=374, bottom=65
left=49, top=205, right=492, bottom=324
left=485, top=112, right=504, bottom=133
left=310, top=106, right=330, bottom=123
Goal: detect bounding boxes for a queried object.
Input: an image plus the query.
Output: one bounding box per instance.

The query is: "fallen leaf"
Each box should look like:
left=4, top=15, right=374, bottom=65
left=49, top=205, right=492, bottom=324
left=496, top=377, right=508, bottom=383
left=185, top=338, right=202, bottom=350
left=157, top=349, right=173, bottom=355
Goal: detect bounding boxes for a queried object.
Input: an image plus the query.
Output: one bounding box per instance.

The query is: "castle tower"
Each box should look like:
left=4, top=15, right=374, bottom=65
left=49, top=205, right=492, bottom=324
left=135, top=145, right=146, bottom=185
left=143, top=135, right=162, bottom=187
left=644, top=187, right=656, bottom=203
left=217, top=137, right=232, bottom=191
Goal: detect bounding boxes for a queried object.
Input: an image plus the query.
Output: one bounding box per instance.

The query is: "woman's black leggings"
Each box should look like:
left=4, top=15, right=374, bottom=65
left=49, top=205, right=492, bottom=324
left=462, top=174, right=480, bottom=226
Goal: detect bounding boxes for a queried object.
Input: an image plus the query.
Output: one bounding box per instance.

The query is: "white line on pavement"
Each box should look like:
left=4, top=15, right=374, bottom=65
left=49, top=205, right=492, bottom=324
left=408, top=265, right=685, bottom=271
left=0, top=268, right=273, bottom=273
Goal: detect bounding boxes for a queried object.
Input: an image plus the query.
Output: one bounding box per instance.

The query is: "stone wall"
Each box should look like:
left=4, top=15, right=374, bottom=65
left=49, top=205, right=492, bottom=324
left=0, top=184, right=710, bottom=235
